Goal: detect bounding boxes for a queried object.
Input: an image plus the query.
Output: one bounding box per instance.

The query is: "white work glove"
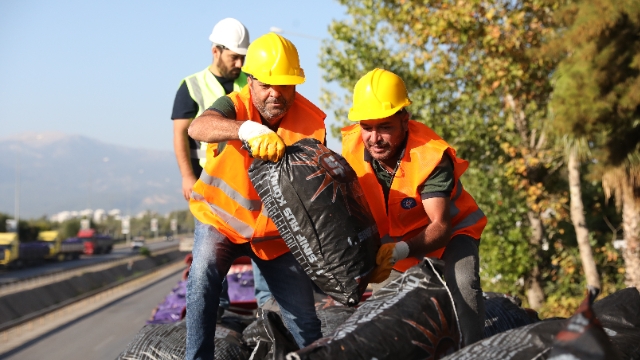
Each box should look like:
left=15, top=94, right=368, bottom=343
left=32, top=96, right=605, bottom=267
left=391, top=241, right=410, bottom=264
left=238, top=121, right=286, bottom=162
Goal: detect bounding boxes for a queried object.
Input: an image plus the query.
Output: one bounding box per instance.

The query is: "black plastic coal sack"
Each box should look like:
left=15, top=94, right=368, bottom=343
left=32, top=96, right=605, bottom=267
left=243, top=295, right=358, bottom=359
left=440, top=287, right=640, bottom=360
left=286, top=259, right=462, bottom=360
left=117, top=318, right=251, bottom=360
left=548, top=287, right=620, bottom=360
left=591, top=287, right=640, bottom=359
left=483, top=292, right=540, bottom=338
left=248, top=138, right=379, bottom=306
left=243, top=309, right=300, bottom=360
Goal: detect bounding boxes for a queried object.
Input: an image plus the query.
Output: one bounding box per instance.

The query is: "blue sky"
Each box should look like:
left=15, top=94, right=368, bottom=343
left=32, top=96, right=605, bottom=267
left=0, top=0, right=347, bottom=152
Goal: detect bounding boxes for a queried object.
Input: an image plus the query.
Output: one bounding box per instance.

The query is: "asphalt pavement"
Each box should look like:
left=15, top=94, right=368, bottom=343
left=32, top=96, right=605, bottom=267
left=0, top=268, right=183, bottom=360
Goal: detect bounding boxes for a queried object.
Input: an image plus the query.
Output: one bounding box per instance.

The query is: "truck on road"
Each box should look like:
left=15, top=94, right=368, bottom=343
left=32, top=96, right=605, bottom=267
left=78, top=229, right=114, bottom=255
left=38, top=230, right=84, bottom=261
left=0, top=232, right=50, bottom=268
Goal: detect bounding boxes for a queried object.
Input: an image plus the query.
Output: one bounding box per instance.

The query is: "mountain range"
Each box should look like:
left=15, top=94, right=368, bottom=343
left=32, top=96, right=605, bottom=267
left=0, top=132, right=187, bottom=219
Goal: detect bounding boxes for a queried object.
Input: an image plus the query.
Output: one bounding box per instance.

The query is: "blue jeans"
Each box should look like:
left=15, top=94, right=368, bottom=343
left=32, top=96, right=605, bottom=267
left=251, top=259, right=272, bottom=307
left=186, top=221, right=322, bottom=360
left=193, top=218, right=229, bottom=309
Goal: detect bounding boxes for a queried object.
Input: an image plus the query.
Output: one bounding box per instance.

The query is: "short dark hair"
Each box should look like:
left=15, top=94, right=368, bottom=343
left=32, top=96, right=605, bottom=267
left=395, top=108, right=408, bottom=116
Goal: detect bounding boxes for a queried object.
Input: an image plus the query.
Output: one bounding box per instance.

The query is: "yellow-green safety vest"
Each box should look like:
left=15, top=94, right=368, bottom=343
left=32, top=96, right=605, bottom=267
left=181, top=69, right=247, bottom=168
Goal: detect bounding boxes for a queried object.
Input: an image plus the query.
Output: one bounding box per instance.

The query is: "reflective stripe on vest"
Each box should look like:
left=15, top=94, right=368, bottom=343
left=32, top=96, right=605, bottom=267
left=186, top=76, right=206, bottom=115
left=190, top=85, right=326, bottom=260
left=198, top=172, right=263, bottom=211
left=190, top=149, right=207, bottom=159
left=341, top=121, right=486, bottom=272
left=452, top=207, right=486, bottom=232
left=191, top=191, right=254, bottom=238
left=182, top=69, right=247, bottom=166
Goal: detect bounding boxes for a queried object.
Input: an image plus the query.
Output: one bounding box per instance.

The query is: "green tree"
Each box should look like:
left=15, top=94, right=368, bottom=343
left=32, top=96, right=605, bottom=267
left=57, top=219, right=81, bottom=239
left=547, top=0, right=640, bottom=289
left=321, top=0, right=568, bottom=309
left=169, top=209, right=195, bottom=235
left=0, top=213, right=10, bottom=232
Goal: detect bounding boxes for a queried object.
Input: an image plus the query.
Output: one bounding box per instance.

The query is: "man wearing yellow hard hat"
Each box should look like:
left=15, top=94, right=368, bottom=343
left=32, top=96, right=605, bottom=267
left=187, top=32, right=326, bottom=359
left=172, top=16, right=250, bottom=327
left=341, top=68, right=487, bottom=346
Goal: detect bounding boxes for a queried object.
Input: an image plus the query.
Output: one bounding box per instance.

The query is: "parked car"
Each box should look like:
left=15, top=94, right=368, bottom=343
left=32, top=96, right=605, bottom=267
left=131, top=236, right=146, bottom=251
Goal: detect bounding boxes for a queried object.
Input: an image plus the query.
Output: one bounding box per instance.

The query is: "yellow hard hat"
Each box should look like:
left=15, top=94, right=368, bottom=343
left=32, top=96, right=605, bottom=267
left=242, top=32, right=305, bottom=85
left=348, top=68, right=412, bottom=121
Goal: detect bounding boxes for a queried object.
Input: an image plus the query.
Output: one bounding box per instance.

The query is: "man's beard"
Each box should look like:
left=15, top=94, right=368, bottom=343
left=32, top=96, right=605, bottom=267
left=365, top=140, right=393, bottom=161
left=218, top=61, right=241, bottom=80
left=254, top=96, right=293, bottom=124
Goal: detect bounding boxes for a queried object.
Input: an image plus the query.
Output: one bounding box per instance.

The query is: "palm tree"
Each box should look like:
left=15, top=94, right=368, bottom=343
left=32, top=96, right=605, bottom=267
left=564, top=136, right=601, bottom=289
left=602, top=156, right=640, bottom=289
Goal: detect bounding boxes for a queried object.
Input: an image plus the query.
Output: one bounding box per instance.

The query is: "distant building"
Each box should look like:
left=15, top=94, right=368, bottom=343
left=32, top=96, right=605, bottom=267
left=49, top=208, right=123, bottom=223
left=93, top=209, right=106, bottom=223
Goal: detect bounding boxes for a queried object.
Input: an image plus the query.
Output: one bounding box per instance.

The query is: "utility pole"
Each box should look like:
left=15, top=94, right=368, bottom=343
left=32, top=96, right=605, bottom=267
left=15, top=147, right=20, bottom=239
left=126, top=176, right=131, bottom=246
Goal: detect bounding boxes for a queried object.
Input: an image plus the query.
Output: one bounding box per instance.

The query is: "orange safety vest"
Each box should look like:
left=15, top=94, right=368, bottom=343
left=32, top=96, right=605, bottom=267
left=190, top=85, right=326, bottom=260
left=341, top=120, right=486, bottom=272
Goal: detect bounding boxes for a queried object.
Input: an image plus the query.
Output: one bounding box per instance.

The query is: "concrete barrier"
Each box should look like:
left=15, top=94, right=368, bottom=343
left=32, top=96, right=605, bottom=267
left=0, top=250, right=185, bottom=328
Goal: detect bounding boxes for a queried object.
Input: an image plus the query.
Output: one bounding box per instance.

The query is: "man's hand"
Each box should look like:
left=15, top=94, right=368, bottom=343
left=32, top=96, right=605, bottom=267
left=370, top=243, right=395, bottom=283
left=238, top=121, right=285, bottom=162
left=181, top=175, right=197, bottom=201
left=369, top=242, right=410, bottom=283
left=173, top=119, right=200, bottom=202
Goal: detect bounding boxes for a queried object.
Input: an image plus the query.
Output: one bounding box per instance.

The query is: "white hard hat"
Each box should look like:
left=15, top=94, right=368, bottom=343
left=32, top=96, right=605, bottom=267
left=209, top=18, right=250, bottom=55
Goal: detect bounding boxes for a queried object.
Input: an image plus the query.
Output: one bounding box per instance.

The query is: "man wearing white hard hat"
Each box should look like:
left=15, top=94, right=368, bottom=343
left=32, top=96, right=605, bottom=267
left=170, top=17, right=250, bottom=321
left=172, top=17, right=250, bottom=201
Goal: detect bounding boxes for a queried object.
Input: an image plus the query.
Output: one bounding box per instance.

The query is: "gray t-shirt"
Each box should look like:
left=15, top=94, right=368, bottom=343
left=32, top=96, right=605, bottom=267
left=209, top=96, right=237, bottom=119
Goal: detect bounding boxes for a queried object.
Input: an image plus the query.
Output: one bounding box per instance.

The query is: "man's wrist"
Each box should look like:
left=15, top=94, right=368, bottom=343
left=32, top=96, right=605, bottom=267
left=182, top=173, right=196, bottom=180
left=238, top=120, right=271, bottom=140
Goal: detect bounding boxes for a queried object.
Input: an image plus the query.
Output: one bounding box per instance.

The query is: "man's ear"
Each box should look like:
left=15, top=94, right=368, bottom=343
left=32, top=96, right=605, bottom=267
left=401, top=110, right=411, bottom=131
left=211, top=46, right=221, bottom=62
left=401, top=109, right=411, bottom=121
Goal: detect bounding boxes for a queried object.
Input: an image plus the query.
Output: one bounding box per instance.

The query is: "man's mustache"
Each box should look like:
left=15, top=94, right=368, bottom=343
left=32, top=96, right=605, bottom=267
left=266, top=98, right=286, bottom=105
left=367, top=141, right=388, bottom=148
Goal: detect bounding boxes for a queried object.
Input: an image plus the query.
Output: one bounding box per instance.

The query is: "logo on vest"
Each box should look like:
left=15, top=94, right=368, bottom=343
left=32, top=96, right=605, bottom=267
left=401, top=197, right=418, bottom=209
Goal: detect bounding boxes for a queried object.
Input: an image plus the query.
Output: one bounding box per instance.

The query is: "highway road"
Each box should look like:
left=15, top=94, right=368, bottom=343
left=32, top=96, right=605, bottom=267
left=0, top=268, right=184, bottom=359
left=0, top=238, right=181, bottom=286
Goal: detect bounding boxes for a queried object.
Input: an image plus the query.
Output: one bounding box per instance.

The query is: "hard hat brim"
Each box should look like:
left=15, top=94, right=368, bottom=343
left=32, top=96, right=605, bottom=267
left=348, top=103, right=408, bottom=122
left=226, top=46, right=248, bottom=56
left=210, top=40, right=248, bottom=55
left=245, top=73, right=305, bottom=86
